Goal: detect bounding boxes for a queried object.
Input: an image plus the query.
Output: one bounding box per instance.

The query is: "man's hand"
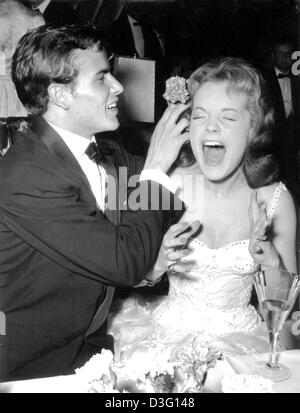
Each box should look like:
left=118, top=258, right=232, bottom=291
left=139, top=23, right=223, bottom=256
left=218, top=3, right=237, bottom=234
left=144, top=103, right=190, bottom=173
left=152, top=220, right=201, bottom=277
left=248, top=191, right=280, bottom=268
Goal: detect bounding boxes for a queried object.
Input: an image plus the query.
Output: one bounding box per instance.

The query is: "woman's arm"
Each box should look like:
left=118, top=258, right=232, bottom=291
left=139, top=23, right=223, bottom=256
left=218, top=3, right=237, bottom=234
left=270, top=188, right=297, bottom=273
left=250, top=185, right=297, bottom=273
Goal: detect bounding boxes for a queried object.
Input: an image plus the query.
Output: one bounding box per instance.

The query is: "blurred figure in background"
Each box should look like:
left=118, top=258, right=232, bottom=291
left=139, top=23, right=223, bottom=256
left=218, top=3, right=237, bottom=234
left=22, top=0, right=79, bottom=26
left=0, top=0, right=45, bottom=119
left=103, top=0, right=165, bottom=62
left=99, top=0, right=167, bottom=157
left=263, top=38, right=300, bottom=204
left=0, top=0, right=44, bottom=157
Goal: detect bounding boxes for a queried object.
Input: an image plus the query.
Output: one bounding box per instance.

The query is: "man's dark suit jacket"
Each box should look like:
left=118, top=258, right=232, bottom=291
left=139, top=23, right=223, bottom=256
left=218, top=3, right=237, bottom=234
left=263, top=66, right=300, bottom=202
left=263, top=66, right=300, bottom=153
left=104, top=9, right=163, bottom=62
left=0, top=116, right=183, bottom=381
left=24, top=0, right=80, bottom=25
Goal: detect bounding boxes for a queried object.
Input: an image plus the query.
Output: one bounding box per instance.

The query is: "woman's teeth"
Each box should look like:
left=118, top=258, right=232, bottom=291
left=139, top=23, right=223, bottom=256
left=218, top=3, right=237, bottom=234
left=202, top=141, right=224, bottom=150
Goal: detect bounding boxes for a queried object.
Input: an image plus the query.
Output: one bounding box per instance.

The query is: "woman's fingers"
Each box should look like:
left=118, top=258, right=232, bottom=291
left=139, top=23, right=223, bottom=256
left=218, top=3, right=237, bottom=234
left=254, top=204, right=270, bottom=239
left=249, top=191, right=270, bottom=240
left=250, top=239, right=264, bottom=254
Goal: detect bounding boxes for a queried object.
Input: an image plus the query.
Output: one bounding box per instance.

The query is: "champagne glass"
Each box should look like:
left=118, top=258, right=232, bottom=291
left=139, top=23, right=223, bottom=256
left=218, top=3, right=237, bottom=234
left=253, top=268, right=300, bottom=382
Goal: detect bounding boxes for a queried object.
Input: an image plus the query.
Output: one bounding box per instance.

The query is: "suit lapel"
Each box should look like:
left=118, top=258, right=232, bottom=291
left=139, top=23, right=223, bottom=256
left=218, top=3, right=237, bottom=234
left=116, top=10, right=136, bottom=56
left=269, top=68, right=286, bottom=119
left=31, top=116, right=92, bottom=193
left=290, top=75, right=298, bottom=114
left=141, top=22, right=162, bottom=61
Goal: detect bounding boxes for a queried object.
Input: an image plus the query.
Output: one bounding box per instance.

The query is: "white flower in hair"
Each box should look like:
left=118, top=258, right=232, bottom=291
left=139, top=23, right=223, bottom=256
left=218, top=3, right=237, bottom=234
left=163, top=76, right=189, bottom=104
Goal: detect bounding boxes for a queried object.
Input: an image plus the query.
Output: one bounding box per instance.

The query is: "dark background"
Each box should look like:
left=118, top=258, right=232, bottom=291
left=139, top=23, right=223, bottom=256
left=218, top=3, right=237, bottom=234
left=73, top=0, right=300, bottom=76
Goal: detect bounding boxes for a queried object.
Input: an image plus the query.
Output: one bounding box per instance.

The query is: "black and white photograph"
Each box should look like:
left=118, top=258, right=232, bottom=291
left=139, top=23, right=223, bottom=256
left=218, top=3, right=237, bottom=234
left=0, top=0, right=300, bottom=395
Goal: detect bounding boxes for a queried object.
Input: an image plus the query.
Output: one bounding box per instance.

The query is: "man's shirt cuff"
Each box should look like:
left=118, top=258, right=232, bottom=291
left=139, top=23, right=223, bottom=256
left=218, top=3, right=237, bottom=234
left=140, top=169, right=178, bottom=194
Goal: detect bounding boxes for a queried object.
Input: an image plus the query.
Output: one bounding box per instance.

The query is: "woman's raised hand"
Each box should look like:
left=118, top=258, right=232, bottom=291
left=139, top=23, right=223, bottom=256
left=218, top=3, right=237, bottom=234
left=249, top=191, right=281, bottom=268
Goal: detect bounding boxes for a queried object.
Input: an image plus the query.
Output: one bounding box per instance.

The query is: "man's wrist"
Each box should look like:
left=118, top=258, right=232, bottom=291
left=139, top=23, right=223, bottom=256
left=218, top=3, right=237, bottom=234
left=144, top=275, right=164, bottom=287
left=143, top=160, right=169, bottom=174
left=140, top=169, right=178, bottom=194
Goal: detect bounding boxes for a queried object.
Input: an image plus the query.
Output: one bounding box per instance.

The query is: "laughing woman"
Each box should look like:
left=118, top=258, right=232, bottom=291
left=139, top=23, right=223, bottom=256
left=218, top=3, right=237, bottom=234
left=109, top=58, right=297, bottom=362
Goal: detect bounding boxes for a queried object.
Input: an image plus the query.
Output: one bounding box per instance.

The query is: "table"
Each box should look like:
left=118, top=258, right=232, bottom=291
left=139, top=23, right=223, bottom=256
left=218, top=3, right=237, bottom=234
left=205, top=350, right=300, bottom=393
left=1, top=350, right=299, bottom=393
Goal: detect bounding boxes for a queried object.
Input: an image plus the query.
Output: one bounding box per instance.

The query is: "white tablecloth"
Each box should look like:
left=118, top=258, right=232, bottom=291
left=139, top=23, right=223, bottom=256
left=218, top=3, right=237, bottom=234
left=1, top=350, right=300, bottom=393
left=206, top=350, right=300, bottom=393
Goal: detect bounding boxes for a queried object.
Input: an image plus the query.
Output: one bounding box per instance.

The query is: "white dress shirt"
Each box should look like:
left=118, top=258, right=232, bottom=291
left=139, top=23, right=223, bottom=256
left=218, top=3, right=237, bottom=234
left=32, top=0, right=51, bottom=14
left=275, top=67, right=293, bottom=118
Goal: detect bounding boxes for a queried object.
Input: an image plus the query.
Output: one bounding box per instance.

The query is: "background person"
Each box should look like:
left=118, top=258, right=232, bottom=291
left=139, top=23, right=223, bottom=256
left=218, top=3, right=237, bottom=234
left=263, top=38, right=300, bottom=204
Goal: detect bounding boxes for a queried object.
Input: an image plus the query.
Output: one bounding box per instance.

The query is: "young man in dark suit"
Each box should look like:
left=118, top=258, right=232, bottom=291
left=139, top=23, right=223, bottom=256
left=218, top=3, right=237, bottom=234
left=0, top=24, right=192, bottom=381
left=263, top=39, right=300, bottom=203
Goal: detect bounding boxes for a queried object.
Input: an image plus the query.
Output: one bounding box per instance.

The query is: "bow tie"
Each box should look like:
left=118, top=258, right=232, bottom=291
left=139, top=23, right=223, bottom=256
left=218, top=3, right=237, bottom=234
left=85, top=141, right=114, bottom=163
left=277, top=72, right=291, bottom=79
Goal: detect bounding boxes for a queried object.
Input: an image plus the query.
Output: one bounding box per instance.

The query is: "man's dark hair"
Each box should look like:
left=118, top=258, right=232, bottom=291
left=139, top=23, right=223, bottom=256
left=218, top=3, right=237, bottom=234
left=272, top=37, right=294, bottom=51
left=11, top=24, right=104, bottom=115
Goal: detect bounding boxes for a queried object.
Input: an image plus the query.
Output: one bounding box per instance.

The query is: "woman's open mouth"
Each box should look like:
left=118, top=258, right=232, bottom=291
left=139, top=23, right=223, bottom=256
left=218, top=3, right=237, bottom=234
left=202, top=141, right=226, bottom=166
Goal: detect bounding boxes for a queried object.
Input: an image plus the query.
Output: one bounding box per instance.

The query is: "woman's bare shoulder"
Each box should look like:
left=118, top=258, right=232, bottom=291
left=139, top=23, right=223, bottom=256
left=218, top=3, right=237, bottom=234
left=256, top=182, right=296, bottom=220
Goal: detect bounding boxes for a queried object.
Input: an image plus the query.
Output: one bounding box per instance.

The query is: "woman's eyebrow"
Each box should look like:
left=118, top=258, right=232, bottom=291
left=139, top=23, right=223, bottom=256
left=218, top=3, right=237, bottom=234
left=221, top=108, right=239, bottom=112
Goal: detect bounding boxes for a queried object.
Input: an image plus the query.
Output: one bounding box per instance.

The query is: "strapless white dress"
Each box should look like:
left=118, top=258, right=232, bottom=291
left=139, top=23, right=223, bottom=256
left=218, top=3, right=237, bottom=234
left=108, top=183, right=287, bottom=359
left=109, top=238, right=270, bottom=359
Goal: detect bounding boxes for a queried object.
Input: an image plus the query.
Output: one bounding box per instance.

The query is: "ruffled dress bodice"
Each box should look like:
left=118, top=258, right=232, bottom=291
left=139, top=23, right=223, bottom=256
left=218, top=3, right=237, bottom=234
left=150, top=238, right=260, bottom=337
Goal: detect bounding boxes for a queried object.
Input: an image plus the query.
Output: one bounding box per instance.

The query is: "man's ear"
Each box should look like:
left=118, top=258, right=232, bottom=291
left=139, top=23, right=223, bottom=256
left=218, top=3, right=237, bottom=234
left=48, top=83, right=71, bottom=110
